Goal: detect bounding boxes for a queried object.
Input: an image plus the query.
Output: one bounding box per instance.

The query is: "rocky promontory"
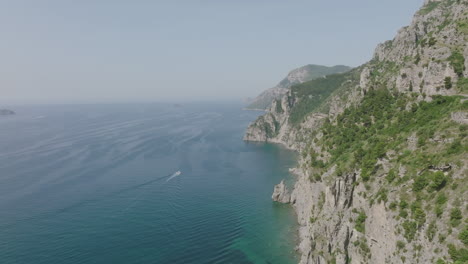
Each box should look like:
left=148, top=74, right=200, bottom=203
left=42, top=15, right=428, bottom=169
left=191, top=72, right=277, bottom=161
left=271, top=180, right=291, bottom=203
left=246, top=64, right=351, bottom=110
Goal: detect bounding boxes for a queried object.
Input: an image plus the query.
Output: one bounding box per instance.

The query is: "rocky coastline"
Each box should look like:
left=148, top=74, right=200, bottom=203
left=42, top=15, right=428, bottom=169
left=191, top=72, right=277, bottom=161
left=244, top=0, right=468, bottom=263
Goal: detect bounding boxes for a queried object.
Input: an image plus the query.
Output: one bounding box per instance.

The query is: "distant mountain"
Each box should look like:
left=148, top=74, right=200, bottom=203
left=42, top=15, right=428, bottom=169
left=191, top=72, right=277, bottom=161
left=0, top=109, right=15, bottom=116
left=246, top=64, right=351, bottom=110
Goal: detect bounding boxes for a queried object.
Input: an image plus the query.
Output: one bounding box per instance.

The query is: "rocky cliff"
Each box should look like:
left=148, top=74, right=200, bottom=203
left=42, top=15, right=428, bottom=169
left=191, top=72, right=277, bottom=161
left=246, top=65, right=351, bottom=110
left=245, top=1, right=468, bottom=263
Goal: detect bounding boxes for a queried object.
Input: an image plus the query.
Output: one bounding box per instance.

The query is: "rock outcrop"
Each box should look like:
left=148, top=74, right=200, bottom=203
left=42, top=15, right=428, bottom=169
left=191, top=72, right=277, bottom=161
left=451, top=111, right=468, bottom=124
left=272, top=180, right=291, bottom=203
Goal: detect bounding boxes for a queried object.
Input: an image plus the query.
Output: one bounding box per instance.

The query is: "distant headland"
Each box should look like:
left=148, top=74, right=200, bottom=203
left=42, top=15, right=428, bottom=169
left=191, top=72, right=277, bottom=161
left=0, top=109, right=15, bottom=116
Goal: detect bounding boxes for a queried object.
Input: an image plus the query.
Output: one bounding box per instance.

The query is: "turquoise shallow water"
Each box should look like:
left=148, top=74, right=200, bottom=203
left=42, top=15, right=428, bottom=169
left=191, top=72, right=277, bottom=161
left=0, top=103, right=298, bottom=264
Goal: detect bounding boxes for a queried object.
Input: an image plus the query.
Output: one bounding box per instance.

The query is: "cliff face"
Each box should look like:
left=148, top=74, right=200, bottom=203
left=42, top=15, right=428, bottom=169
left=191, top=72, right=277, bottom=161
left=246, top=65, right=351, bottom=110
left=245, top=1, right=468, bottom=264
left=244, top=67, right=363, bottom=149
left=370, top=0, right=468, bottom=96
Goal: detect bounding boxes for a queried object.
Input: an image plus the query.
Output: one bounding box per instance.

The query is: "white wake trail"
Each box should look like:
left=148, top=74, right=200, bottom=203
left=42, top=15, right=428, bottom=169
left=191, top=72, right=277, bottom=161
left=166, top=171, right=182, bottom=182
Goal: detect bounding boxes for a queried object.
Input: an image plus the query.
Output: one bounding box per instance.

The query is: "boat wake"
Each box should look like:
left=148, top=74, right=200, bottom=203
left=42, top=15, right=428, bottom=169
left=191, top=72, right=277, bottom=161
left=0, top=170, right=185, bottom=228
left=114, top=170, right=182, bottom=216
left=166, top=170, right=182, bottom=182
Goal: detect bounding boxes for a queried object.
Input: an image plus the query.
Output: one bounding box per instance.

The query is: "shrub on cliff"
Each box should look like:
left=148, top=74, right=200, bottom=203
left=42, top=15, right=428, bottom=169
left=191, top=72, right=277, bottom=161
left=448, top=51, right=466, bottom=77
left=450, top=208, right=462, bottom=227
left=355, top=211, right=367, bottom=233
left=459, top=226, right=468, bottom=245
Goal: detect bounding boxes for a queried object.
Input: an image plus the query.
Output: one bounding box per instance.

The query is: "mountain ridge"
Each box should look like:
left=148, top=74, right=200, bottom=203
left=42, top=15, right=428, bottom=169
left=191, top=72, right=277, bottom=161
left=246, top=64, right=351, bottom=110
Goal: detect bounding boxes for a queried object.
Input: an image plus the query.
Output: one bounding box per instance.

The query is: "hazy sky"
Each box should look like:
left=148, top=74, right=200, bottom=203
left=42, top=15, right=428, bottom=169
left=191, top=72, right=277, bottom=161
left=1, top=0, right=424, bottom=104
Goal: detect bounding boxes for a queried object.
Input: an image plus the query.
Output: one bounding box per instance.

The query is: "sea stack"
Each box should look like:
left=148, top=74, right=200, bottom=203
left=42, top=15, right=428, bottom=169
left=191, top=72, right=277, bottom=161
left=271, top=180, right=291, bottom=203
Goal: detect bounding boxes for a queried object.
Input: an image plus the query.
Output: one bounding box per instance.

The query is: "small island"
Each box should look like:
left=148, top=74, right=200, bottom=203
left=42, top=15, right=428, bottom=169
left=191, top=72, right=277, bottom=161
left=0, top=109, right=15, bottom=116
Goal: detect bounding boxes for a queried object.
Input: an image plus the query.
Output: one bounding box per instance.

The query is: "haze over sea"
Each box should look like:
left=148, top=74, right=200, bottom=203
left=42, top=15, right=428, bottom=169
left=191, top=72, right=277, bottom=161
left=0, top=103, right=298, bottom=264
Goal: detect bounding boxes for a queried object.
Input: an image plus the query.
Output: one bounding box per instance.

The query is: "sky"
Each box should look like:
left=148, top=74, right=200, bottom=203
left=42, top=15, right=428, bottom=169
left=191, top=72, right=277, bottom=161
left=0, top=0, right=424, bottom=104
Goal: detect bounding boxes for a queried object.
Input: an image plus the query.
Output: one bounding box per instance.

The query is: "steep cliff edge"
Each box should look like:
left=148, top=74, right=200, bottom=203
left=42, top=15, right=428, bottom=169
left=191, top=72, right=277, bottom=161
left=246, top=64, right=351, bottom=110
left=245, top=1, right=468, bottom=263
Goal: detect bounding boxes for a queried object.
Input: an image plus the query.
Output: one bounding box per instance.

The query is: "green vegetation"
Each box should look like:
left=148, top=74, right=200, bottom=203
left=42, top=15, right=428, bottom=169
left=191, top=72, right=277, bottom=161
left=403, top=220, right=418, bottom=241
left=426, top=220, right=437, bottom=241
left=415, top=53, right=421, bottom=65
left=435, top=192, right=449, bottom=218
left=315, top=88, right=466, bottom=183
left=428, top=37, right=437, bottom=47
left=459, top=226, right=468, bottom=245
left=355, top=210, right=367, bottom=233
left=396, top=240, right=406, bottom=250
left=275, top=99, right=284, bottom=114
left=318, top=191, right=325, bottom=210
left=353, top=238, right=371, bottom=258
left=386, top=169, right=396, bottom=183
left=288, top=73, right=350, bottom=125
left=247, top=64, right=351, bottom=110
left=439, top=233, right=447, bottom=243
left=448, top=51, right=466, bottom=77
left=456, top=18, right=468, bottom=35
left=412, top=174, right=428, bottom=192
left=445, top=77, right=453, bottom=89
left=418, top=1, right=440, bottom=16
left=413, top=207, right=426, bottom=227
left=294, top=86, right=467, bottom=251
left=435, top=193, right=448, bottom=217
left=399, top=209, right=408, bottom=218
left=254, top=115, right=279, bottom=138
left=447, top=243, right=468, bottom=262
left=376, top=188, right=388, bottom=203
left=429, top=171, right=447, bottom=191
left=399, top=200, right=409, bottom=218
left=411, top=201, right=426, bottom=227
left=367, top=60, right=400, bottom=84
left=413, top=171, right=447, bottom=192
left=457, top=77, right=468, bottom=93
left=400, top=200, right=409, bottom=209
left=437, top=14, right=452, bottom=33
left=450, top=208, right=463, bottom=227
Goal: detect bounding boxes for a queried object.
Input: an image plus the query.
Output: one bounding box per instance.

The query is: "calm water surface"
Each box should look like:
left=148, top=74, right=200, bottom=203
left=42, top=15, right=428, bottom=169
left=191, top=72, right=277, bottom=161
left=0, top=103, right=298, bottom=264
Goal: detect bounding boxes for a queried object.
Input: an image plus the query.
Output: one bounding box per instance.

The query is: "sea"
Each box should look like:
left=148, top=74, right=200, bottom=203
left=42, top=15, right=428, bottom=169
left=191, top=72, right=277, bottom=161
left=0, top=102, right=298, bottom=264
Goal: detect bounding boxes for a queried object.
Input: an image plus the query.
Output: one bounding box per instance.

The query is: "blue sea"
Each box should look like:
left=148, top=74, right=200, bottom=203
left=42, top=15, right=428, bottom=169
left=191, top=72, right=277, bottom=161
left=0, top=103, right=298, bottom=264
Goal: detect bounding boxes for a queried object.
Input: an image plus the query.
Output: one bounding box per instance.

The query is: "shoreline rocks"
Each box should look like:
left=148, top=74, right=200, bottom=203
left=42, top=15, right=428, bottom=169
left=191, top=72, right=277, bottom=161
left=272, top=180, right=291, bottom=203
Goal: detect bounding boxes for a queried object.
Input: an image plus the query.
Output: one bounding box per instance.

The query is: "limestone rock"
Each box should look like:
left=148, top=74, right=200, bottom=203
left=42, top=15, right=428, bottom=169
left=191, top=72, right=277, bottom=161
left=451, top=111, right=468, bottom=124
left=272, top=180, right=291, bottom=203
